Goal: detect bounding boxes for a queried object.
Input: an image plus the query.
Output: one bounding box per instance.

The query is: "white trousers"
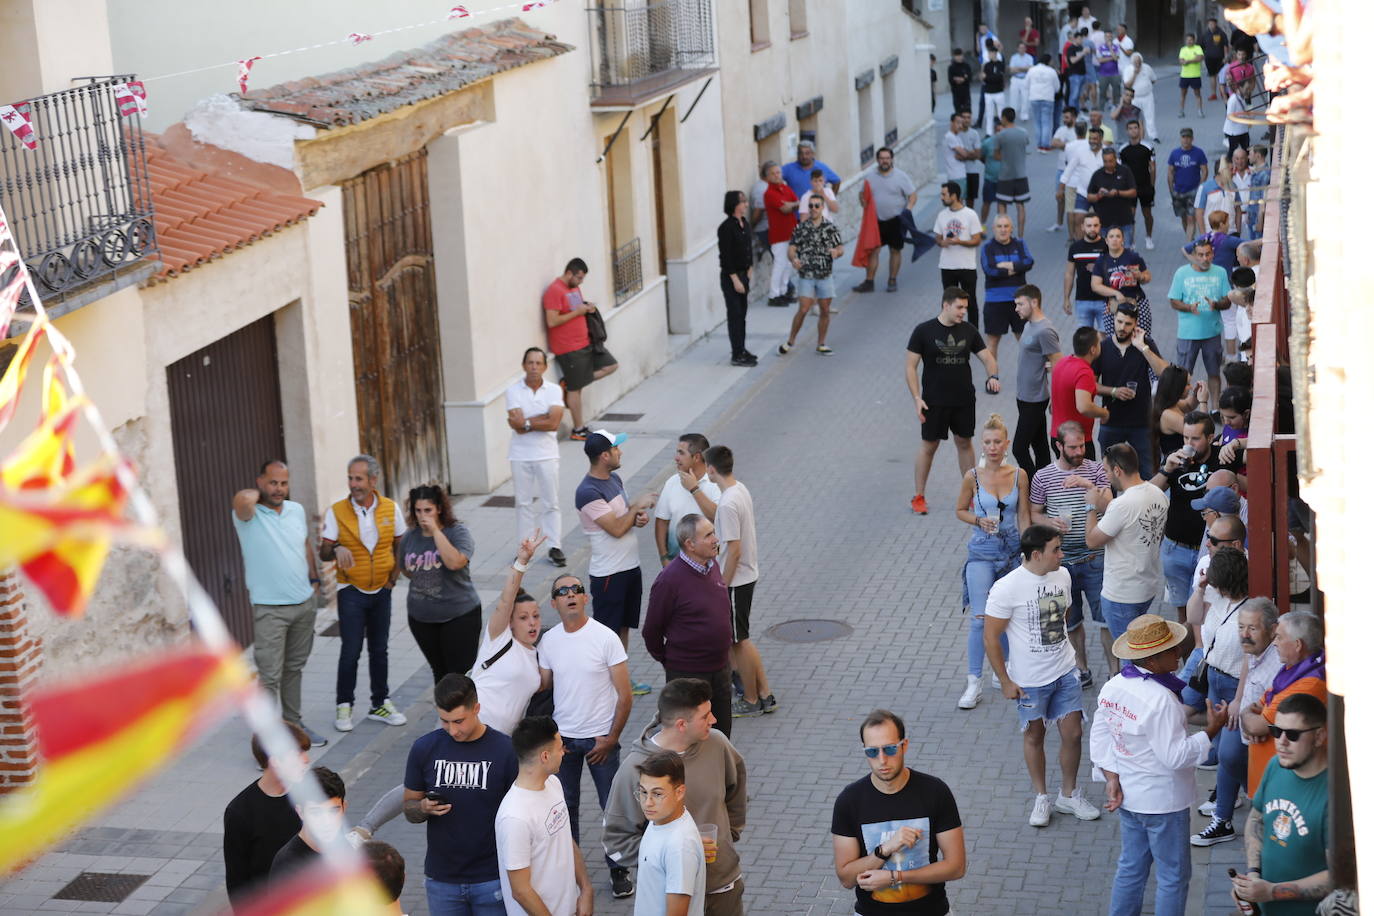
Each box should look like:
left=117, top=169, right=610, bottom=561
left=768, top=240, right=794, bottom=298
left=1135, top=93, right=1158, bottom=140
left=512, top=458, right=561, bottom=549
left=1009, top=79, right=1029, bottom=120
left=983, top=92, right=1007, bottom=136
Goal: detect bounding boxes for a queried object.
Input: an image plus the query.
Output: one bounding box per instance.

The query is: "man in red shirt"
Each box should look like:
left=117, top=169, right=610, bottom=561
left=1050, top=326, right=1109, bottom=458
left=544, top=257, right=618, bottom=440
left=762, top=162, right=800, bottom=306
left=1019, top=17, right=1040, bottom=56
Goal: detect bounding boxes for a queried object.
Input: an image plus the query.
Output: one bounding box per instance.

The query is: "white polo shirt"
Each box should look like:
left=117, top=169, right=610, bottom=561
left=505, top=377, right=564, bottom=462
left=321, top=496, right=384, bottom=594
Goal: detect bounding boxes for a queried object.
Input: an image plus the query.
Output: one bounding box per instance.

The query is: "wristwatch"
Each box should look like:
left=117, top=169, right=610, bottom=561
left=523, top=419, right=532, bottom=432
left=873, top=843, right=892, bottom=861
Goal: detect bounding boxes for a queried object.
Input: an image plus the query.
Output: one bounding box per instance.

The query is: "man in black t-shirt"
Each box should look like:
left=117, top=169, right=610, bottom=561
left=1086, top=148, right=1138, bottom=244
left=1091, top=305, right=1168, bottom=477
left=1118, top=120, right=1156, bottom=250
left=947, top=49, right=973, bottom=114
left=269, top=766, right=347, bottom=880
left=1064, top=212, right=1109, bottom=330
left=832, top=709, right=964, bottom=916
left=223, top=723, right=312, bottom=911
left=905, top=287, right=1000, bottom=515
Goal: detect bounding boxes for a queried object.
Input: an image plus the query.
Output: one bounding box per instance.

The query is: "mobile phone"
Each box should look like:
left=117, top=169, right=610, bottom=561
left=425, top=790, right=447, bottom=804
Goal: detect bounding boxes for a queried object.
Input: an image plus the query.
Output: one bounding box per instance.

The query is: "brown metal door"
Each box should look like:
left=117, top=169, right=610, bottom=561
left=167, top=315, right=286, bottom=646
left=342, top=150, right=449, bottom=501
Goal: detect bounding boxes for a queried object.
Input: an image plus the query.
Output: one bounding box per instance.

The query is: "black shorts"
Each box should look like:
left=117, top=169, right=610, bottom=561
left=878, top=216, right=905, bottom=251
left=983, top=179, right=999, bottom=205
left=1179, top=76, right=1202, bottom=90
left=729, top=581, right=755, bottom=643
left=1204, top=57, right=1225, bottom=76
left=1137, top=187, right=1156, bottom=208
left=589, top=567, right=642, bottom=632
left=984, top=300, right=1027, bottom=337
left=996, top=176, right=1031, bottom=203
left=555, top=345, right=618, bottom=392
left=965, top=173, right=981, bottom=203
left=921, top=402, right=976, bottom=442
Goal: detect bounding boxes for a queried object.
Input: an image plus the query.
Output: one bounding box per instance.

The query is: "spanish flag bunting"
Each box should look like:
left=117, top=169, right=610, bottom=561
left=0, top=319, right=47, bottom=432
left=0, top=646, right=250, bottom=874
left=227, top=858, right=394, bottom=916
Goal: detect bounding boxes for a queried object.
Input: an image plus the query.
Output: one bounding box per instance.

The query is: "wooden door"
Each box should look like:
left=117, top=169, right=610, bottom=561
left=341, top=150, right=449, bottom=501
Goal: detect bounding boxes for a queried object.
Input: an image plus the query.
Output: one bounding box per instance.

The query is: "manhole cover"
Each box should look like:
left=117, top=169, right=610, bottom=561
left=482, top=495, right=516, bottom=508
left=54, top=872, right=150, bottom=903
left=765, top=619, right=853, bottom=643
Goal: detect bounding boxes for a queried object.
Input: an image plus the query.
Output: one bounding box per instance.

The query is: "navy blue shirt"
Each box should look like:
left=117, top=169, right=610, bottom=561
left=1167, top=147, right=1206, bottom=193
left=404, top=726, right=518, bottom=883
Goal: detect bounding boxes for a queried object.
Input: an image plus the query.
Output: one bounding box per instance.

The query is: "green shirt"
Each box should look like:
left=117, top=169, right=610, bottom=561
left=1254, top=758, right=1329, bottom=916
left=1179, top=44, right=1204, bottom=78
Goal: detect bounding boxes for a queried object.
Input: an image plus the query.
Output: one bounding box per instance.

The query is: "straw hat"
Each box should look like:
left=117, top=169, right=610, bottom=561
left=1112, top=614, right=1189, bottom=660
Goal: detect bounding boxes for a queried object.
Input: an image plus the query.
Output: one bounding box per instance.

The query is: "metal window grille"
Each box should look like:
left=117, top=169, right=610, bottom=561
left=588, top=0, right=716, bottom=94
left=612, top=237, right=643, bottom=304
left=0, top=76, right=157, bottom=305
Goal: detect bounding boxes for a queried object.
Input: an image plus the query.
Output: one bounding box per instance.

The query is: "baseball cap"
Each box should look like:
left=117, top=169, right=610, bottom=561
left=1191, top=486, right=1240, bottom=515
left=584, top=429, right=627, bottom=459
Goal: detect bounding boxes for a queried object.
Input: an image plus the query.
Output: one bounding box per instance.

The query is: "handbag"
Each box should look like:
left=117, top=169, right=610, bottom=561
left=477, top=636, right=554, bottom=717
left=585, top=305, right=608, bottom=355
left=1188, top=597, right=1248, bottom=694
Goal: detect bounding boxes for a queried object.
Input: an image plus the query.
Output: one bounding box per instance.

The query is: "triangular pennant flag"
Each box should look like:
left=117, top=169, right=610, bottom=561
left=448, top=5, right=471, bottom=19
left=0, top=103, right=35, bottom=151
left=112, top=81, right=148, bottom=118
left=237, top=57, right=262, bottom=94
left=347, top=32, right=373, bottom=46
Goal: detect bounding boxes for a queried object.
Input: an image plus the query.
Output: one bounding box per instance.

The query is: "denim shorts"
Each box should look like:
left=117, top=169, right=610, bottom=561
left=1074, top=300, right=1105, bottom=329
left=1017, top=668, right=1084, bottom=730
left=1176, top=335, right=1223, bottom=379
left=796, top=274, right=836, bottom=300
left=1074, top=193, right=1091, bottom=213
left=1161, top=538, right=1200, bottom=607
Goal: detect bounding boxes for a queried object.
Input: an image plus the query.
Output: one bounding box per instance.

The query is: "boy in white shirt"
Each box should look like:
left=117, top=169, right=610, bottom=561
left=797, top=169, right=839, bottom=223
left=634, top=751, right=707, bottom=916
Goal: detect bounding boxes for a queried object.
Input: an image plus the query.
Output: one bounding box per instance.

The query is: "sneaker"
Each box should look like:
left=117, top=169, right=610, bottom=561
left=767, top=296, right=789, bottom=307
left=1145, top=237, right=1155, bottom=250
left=548, top=547, right=567, bottom=567
left=815, top=345, right=833, bottom=355
left=957, top=674, right=982, bottom=709
left=777, top=342, right=792, bottom=355
left=886, top=279, right=898, bottom=292
left=1209, top=93, right=1218, bottom=100
left=1055, top=788, right=1101, bottom=820
left=1191, top=818, right=1236, bottom=846
left=1200, top=787, right=1218, bottom=817
left=631, top=680, right=653, bottom=696
left=732, top=670, right=746, bottom=699
left=911, top=494, right=929, bottom=515
left=368, top=699, right=408, bottom=726
left=570, top=427, right=590, bottom=441
left=300, top=723, right=328, bottom=747
left=828, top=305, right=841, bottom=314
left=1199, top=755, right=1218, bottom=771
left=742, top=349, right=759, bottom=361
left=760, top=694, right=778, bottom=713
left=852, top=279, right=875, bottom=293
left=335, top=703, right=354, bottom=732
left=732, top=697, right=763, bottom=717
left=1045, top=223, right=1061, bottom=232
left=1029, top=793, right=1053, bottom=827
left=731, top=356, right=757, bottom=367
left=611, top=866, right=634, bottom=898
left=1077, top=668, right=1094, bottom=689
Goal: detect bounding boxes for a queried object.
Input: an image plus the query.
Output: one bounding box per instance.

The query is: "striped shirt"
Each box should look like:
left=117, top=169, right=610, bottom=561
left=1030, top=459, right=1110, bottom=561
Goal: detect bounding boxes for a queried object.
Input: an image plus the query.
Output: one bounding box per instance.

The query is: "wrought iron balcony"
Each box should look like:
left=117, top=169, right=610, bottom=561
left=587, top=0, right=717, bottom=108
left=0, top=75, right=158, bottom=314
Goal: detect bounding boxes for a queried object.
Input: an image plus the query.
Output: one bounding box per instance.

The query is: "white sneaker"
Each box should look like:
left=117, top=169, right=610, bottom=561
left=957, top=674, right=982, bottom=709
left=335, top=703, right=354, bottom=732
left=990, top=670, right=1002, bottom=689
left=1029, top=793, right=1053, bottom=827
left=1045, top=223, right=1061, bottom=233
left=1145, top=237, right=1155, bottom=250
left=368, top=699, right=408, bottom=726
left=1055, top=788, right=1101, bottom=820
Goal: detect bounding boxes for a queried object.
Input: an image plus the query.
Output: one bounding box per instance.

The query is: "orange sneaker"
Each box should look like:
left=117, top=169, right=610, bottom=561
left=911, top=494, right=929, bottom=515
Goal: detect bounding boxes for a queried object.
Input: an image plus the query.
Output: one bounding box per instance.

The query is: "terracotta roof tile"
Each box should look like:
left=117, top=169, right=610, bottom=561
left=238, top=18, right=572, bottom=127
left=141, top=137, right=323, bottom=283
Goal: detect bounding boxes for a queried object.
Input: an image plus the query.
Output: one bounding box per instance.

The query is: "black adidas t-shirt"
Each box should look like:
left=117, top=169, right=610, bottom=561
left=907, top=318, right=987, bottom=407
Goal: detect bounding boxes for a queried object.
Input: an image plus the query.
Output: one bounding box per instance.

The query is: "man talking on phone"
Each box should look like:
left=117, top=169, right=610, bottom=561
left=403, top=674, right=518, bottom=916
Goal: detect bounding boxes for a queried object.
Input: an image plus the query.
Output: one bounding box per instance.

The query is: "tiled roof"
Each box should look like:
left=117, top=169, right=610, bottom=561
left=143, top=139, right=323, bottom=282
left=238, top=19, right=573, bottom=127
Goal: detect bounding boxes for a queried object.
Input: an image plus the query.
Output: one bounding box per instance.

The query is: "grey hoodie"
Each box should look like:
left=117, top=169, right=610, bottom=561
left=602, top=719, right=747, bottom=893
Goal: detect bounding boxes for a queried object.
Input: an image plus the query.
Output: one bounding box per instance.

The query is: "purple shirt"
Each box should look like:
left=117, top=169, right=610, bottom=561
left=642, top=555, right=732, bottom=672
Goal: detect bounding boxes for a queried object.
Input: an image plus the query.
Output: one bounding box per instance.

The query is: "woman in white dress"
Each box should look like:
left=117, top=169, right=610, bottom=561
left=1121, top=52, right=1159, bottom=142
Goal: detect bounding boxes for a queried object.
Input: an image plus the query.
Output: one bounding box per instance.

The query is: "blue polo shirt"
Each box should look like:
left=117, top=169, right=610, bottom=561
left=781, top=159, right=842, bottom=199
left=231, top=501, right=313, bottom=606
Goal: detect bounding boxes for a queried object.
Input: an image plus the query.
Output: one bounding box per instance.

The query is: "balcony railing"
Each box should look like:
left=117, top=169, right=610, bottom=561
left=612, top=237, right=643, bottom=304
left=587, top=0, right=717, bottom=107
left=0, top=76, right=158, bottom=310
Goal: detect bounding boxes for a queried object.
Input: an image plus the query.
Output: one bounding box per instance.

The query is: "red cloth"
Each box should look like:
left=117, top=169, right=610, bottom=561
left=852, top=180, right=882, bottom=269
left=542, top=277, right=589, bottom=355
left=763, top=181, right=800, bottom=245
left=1051, top=355, right=1100, bottom=440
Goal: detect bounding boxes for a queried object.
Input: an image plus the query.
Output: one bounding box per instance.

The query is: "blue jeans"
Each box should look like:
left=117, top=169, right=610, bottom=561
left=1064, top=554, right=1104, bottom=629
left=1160, top=538, right=1200, bottom=608
left=1098, top=425, right=1155, bottom=479
left=965, top=558, right=1011, bottom=677
left=425, top=877, right=504, bottom=916
left=336, top=586, right=392, bottom=708
left=1214, top=725, right=1249, bottom=822
left=1111, top=808, right=1192, bottom=916
left=1075, top=300, right=1104, bottom=329
left=558, top=735, right=621, bottom=869
left=1068, top=74, right=1087, bottom=108
left=1182, top=664, right=1240, bottom=774
left=1101, top=596, right=1155, bottom=639
left=1032, top=99, right=1055, bottom=148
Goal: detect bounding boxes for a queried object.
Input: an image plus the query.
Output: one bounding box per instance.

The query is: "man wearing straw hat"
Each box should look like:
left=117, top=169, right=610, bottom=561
left=1090, top=614, right=1228, bottom=916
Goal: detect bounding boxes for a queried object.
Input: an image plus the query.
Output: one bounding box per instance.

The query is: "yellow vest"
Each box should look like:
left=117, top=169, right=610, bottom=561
left=332, top=495, right=397, bottom=591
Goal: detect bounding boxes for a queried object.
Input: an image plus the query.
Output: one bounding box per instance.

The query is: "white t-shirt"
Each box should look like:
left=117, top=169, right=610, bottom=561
left=1095, top=483, right=1168, bottom=603
left=714, top=482, right=759, bottom=587
left=1122, top=60, right=1155, bottom=99
left=537, top=618, right=627, bottom=739
left=984, top=566, right=1077, bottom=688
left=496, top=775, right=578, bottom=916
left=1223, top=93, right=1248, bottom=137
left=634, top=809, right=706, bottom=916
left=798, top=187, right=838, bottom=223
left=941, top=130, right=966, bottom=180
left=1053, top=126, right=1077, bottom=170
left=1061, top=141, right=1104, bottom=197
left=472, top=625, right=542, bottom=736
left=1200, top=594, right=1249, bottom=679
left=655, top=475, right=722, bottom=559
left=505, top=378, right=564, bottom=463
left=961, top=127, right=984, bottom=175
left=320, top=497, right=388, bottom=595
left=933, top=206, right=983, bottom=271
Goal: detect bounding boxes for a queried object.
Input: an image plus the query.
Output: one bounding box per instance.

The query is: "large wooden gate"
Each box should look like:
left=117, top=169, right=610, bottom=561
left=341, top=150, right=449, bottom=501
left=167, top=315, right=286, bottom=646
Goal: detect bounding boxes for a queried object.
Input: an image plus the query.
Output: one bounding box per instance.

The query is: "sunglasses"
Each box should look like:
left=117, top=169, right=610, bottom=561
left=1268, top=724, right=1321, bottom=742
left=808, top=202, right=824, bottom=208
left=862, top=743, right=902, bottom=759
left=553, top=584, right=586, bottom=597
left=1207, top=534, right=1238, bottom=546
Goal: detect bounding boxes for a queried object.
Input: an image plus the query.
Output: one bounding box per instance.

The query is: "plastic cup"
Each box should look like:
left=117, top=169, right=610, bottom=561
left=699, top=823, right=718, bottom=864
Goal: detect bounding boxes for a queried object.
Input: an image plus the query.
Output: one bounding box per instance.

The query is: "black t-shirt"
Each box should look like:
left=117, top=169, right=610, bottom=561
left=1087, top=166, right=1138, bottom=228
left=1119, top=143, right=1155, bottom=195
left=223, top=780, right=302, bottom=902
left=1065, top=42, right=1087, bottom=75
left=907, top=318, right=987, bottom=407
left=269, top=834, right=319, bottom=878
left=982, top=59, right=1006, bottom=94
left=947, top=61, right=972, bottom=96
left=1203, top=27, right=1229, bottom=60
left=1091, top=249, right=1149, bottom=303
left=1160, top=438, right=1241, bottom=544
left=1231, top=29, right=1258, bottom=56
left=1068, top=238, right=1109, bottom=301
left=831, top=769, right=962, bottom=916
left=1092, top=336, right=1162, bottom=428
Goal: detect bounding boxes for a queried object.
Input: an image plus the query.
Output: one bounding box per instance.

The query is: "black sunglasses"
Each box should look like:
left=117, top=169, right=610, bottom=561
left=1207, top=534, right=1239, bottom=546
left=808, top=201, right=824, bottom=208
left=1268, top=724, right=1321, bottom=742
left=553, top=584, right=586, bottom=597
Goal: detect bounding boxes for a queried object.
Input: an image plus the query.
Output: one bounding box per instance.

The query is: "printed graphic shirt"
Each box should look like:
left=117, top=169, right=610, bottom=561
left=1254, top=759, right=1330, bottom=916
left=789, top=219, right=844, bottom=278
left=932, top=206, right=983, bottom=271
left=985, top=566, right=1076, bottom=688
left=496, top=775, right=580, bottom=916
left=906, top=319, right=987, bottom=407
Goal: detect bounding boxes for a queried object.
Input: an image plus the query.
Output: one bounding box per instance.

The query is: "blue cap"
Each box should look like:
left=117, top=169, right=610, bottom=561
left=1191, top=487, right=1240, bottom=514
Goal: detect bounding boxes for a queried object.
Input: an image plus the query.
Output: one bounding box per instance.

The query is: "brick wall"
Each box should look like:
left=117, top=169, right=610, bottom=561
left=0, top=571, right=40, bottom=792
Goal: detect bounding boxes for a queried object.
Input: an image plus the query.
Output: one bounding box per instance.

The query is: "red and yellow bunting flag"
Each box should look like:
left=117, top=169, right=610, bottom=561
left=226, top=858, right=393, bottom=916
left=0, top=321, right=47, bottom=432
left=0, top=646, right=250, bottom=874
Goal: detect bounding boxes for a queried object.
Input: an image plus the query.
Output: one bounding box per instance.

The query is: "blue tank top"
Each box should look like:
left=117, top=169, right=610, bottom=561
left=968, top=466, right=1021, bottom=561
